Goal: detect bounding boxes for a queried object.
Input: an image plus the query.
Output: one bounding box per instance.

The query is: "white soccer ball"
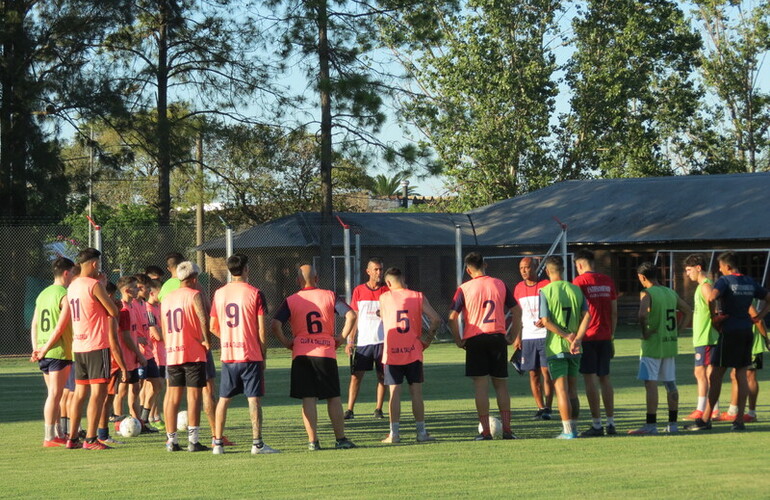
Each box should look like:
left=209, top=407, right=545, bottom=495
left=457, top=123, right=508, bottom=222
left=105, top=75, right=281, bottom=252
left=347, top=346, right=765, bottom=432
left=478, top=416, right=503, bottom=438
left=177, top=410, right=188, bottom=431
left=119, top=417, right=142, bottom=438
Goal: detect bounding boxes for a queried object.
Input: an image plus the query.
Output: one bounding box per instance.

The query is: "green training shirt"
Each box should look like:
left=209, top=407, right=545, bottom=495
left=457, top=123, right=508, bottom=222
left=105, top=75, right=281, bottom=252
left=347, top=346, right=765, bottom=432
left=641, top=285, right=679, bottom=359
left=34, top=284, right=72, bottom=360
left=540, top=280, right=585, bottom=358
left=158, top=277, right=181, bottom=302
left=692, top=279, right=718, bottom=347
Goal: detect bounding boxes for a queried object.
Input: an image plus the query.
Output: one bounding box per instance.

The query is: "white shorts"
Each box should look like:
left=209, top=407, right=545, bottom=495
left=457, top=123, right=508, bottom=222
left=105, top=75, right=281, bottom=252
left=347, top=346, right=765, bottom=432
left=637, top=357, right=676, bottom=382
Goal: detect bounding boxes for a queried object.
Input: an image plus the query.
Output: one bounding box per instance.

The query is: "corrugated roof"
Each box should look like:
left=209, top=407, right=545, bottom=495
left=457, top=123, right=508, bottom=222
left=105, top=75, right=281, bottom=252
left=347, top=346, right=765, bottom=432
left=469, top=172, right=770, bottom=246
left=198, top=212, right=477, bottom=251
left=199, top=172, right=770, bottom=251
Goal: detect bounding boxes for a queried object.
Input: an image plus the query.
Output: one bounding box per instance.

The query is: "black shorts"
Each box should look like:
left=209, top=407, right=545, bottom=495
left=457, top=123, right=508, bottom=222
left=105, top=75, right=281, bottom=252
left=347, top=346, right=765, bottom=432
left=159, top=366, right=166, bottom=378
left=465, top=333, right=508, bottom=378
left=74, top=348, right=111, bottom=385
left=38, top=358, right=72, bottom=375
left=290, top=356, right=340, bottom=400
left=750, top=353, right=763, bottom=371
left=138, top=358, right=161, bottom=379
left=713, top=329, right=753, bottom=368
left=205, top=350, right=216, bottom=380
left=167, top=362, right=208, bottom=388
left=579, top=340, right=613, bottom=376
left=120, top=368, right=140, bottom=385
left=351, top=344, right=384, bottom=374
left=384, top=361, right=424, bottom=385
left=220, top=361, right=265, bottom=398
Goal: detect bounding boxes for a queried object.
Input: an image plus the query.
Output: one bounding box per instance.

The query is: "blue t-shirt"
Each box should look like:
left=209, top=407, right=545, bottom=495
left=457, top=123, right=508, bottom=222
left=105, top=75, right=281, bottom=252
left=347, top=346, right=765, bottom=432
left=714, top=274, right=767, bottom=331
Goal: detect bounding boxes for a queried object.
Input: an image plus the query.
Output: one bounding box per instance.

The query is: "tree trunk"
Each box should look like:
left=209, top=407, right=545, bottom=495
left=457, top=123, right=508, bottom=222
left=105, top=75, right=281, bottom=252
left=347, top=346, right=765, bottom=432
left=156, top=0, right=172, bottom=224
left=317, top=0, right=333, bottom=284
left=0, top=0, right=28, bottom=218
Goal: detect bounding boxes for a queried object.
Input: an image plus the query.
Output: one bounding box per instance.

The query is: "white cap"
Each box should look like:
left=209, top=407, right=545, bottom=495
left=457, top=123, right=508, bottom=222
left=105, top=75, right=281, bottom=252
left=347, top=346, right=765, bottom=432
left=176, top=261, right=200, bottom=281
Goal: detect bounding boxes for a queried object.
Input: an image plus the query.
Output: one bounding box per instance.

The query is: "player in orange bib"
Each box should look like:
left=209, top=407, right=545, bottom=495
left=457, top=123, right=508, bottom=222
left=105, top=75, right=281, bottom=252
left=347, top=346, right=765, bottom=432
left=161, top=262, right=211, bottom=452
left=66, top=248, right=122, bottom=450
left=272, top=263, right=357, bottom=450
left=378, top=267, right=441, bottom=444
left=210, top=254, right=278, bottom=455
left=449, top=252, right=521, bottom=440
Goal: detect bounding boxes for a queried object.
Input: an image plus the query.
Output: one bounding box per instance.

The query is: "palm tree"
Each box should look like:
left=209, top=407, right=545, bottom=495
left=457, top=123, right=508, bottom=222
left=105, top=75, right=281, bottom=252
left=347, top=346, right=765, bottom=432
left=367, top=171, right=420, bottom=196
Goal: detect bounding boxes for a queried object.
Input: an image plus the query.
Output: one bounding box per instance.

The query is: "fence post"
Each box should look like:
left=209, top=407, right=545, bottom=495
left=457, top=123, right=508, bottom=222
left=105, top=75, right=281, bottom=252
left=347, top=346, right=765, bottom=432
left=455, top=224, right=463, bottom=338
left=344, top=226, right=352, bottom=304
left=225, top=225, right=233, bottom=283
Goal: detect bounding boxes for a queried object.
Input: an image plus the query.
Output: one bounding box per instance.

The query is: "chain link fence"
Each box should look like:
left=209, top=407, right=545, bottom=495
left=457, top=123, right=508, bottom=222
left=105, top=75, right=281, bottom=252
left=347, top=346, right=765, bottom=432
left=1, top=224, right=206, bottom=356
left=7, top=219, right=768, bottom=356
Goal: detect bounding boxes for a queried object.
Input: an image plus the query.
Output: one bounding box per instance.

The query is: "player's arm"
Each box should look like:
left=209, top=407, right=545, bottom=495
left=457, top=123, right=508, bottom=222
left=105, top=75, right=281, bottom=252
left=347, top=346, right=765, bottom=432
left=192, top=293, right=211, bottom=350
left=510, top=299, right=523, bottom=350
left=110, top=317, right=127, bottom=379
left=421, top=297, right=441, bottom=349
left=335, top=308, right=358, bottom=345
left=448, top=288, right=465, bottom=348
left=94, top=282, right=120, bottom=318
left=37, top=296, right=72, bottom=360
left=29, top=306, right=39, bottom=362
left=344, top=298, right=358, bottom=356
left=147, top=309, right=162, bottom=342
left=209, top=316, right=221, bottom=338
left=676, top=294, right=693, bottom=330
left=571, top=306, right=591, bottom=354
left=752, top=291, right=770, bottom=323
left=271, top=319, right=292, bottom=349
left=749, top=304, right=768, bottom=337
left=258, top=313, right=267, bottom=359
left=638, top=291, right=652, bottom=339
left=508, top=304, right=522, bottom=347
left=610, top=299, right=618, bottom=338
left=448, top=310, right=465, bottom=348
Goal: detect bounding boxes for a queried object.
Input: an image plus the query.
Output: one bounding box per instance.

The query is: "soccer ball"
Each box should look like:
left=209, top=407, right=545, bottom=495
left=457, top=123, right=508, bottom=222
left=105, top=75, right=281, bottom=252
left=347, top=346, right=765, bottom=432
left=177, top=410, right=188, bottom=431
left=119, top=417, right=142, bottom=438
left=478, top=416, right=503, bottom=438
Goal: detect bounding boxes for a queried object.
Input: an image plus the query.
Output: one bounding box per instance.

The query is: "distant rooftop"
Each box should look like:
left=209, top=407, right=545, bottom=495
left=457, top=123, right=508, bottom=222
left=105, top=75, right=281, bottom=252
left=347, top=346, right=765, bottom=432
left=199, top=172, right=770, bottom=251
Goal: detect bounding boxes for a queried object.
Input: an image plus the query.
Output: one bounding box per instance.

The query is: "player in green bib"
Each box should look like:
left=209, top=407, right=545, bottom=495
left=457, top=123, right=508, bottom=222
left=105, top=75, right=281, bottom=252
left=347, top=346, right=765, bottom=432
left=630, top=262, right=691, bottom=435
left=30, top=257, right=76, bottom=447
left=538, top=256, right=591, bottom=439
left=157, top=252, right=184, bottom=302
left=683, top=254, right=721, bottom=421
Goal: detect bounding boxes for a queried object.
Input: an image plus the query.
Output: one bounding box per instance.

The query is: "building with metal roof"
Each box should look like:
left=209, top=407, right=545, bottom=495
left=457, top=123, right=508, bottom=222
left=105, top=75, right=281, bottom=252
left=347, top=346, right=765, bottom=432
left=200, top=172, right=770, bottom=323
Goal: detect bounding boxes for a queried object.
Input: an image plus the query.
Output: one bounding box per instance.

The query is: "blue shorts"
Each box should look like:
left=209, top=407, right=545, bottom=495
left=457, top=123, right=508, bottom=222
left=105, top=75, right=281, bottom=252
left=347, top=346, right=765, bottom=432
left=520, top=338, right=547, bottom=371
left=694, top=345, right=715, bottom=367
left=38, top=358, right=72, bottom=375
left=138, top=358, right=161, bottom=379
left=220, top=361, right=265, bottom=398
left=351, top=344, right=384, bottom=374
left=384, top=361, right=424, bottom=385
left=159, top=365, right=166, bottom=379
left=206, top=350, right=216, bottom=380
left=579, top=340, right=613, bottom=376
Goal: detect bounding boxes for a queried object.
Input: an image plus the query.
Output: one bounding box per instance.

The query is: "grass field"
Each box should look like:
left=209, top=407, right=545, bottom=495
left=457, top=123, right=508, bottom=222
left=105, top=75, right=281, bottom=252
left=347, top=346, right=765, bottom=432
left=2, top=327, right=769, bottom=499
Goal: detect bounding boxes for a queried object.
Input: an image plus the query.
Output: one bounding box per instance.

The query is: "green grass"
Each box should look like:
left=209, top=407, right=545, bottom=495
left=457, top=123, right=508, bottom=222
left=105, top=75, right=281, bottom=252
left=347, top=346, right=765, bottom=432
left=2, top=326, right=769, bottom=499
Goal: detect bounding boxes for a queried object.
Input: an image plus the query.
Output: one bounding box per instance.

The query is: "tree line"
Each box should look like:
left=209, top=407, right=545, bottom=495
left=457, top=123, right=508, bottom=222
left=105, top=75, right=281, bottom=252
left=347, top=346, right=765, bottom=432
left=1, top=0, right=768, bottom=225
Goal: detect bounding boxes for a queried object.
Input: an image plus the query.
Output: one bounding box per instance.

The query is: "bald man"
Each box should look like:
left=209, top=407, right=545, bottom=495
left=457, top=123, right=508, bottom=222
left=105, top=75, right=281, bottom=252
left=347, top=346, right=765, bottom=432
left=272, top=264, right=358, bottom=450
left=512, top=257, right=553, bottom=420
